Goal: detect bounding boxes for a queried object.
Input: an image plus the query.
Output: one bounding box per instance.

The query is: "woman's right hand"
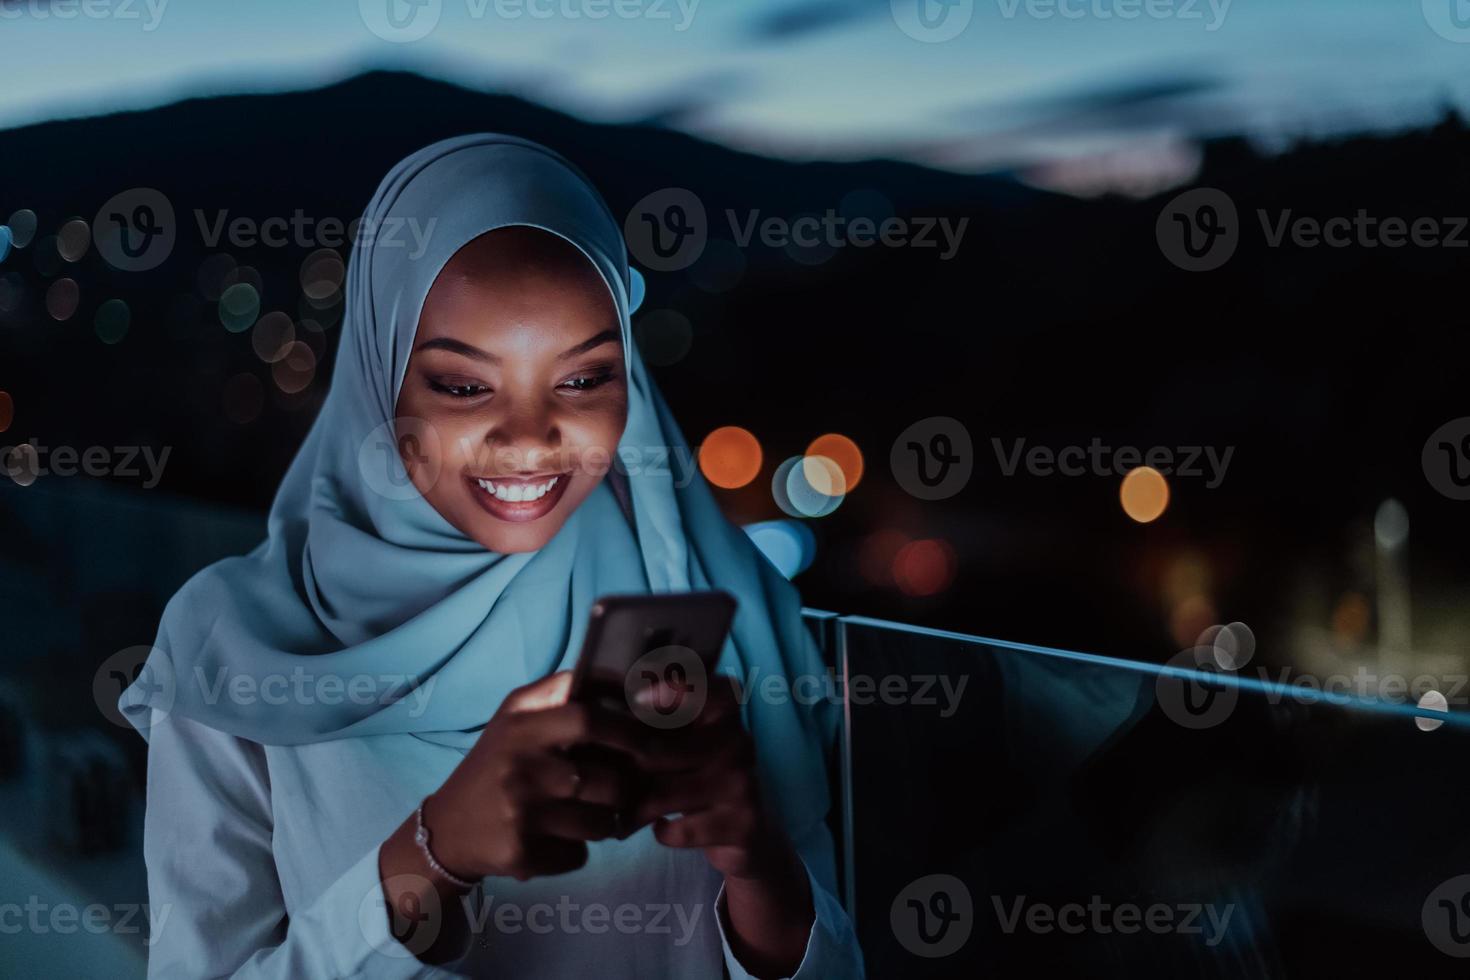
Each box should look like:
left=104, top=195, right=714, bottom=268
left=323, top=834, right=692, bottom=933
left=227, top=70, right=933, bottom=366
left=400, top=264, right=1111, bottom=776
left=377, top=670, right=648, bottom=963
left=421, top=670, right=646, bottom=881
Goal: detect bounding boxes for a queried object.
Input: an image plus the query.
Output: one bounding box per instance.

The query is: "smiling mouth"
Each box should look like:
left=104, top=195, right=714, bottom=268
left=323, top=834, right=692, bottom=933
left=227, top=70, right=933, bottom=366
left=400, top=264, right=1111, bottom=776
left=465, top=472, right=571, bottom=523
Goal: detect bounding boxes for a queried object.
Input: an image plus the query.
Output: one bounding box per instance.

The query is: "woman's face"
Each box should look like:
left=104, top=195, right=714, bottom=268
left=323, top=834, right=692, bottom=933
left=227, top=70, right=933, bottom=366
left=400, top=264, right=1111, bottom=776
left=395, top=227, right=628, bottom=553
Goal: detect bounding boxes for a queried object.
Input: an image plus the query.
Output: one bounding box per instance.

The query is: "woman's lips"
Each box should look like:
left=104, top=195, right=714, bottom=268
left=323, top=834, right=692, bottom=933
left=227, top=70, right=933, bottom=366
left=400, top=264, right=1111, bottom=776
left=465, top=472, right=571, bottom=523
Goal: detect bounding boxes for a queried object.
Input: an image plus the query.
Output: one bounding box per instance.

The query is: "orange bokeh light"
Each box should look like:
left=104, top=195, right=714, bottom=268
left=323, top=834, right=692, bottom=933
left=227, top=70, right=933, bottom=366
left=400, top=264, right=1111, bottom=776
left=0, top=391, right=11, bottom=433
left=699, top=426, right=763, bottom=489
left=1331, top=591, right=1371, bottom=644
left=1120, top=466, right=1170, bottom=523
left=805, top=433, right=864, bottom=492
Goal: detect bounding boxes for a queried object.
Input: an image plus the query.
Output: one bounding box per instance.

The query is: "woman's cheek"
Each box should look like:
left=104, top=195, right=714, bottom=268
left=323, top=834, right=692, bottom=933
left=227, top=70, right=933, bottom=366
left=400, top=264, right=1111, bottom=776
left=440, top=422, right=483, bottom=471
left=588, top=395, right=630, bottom=459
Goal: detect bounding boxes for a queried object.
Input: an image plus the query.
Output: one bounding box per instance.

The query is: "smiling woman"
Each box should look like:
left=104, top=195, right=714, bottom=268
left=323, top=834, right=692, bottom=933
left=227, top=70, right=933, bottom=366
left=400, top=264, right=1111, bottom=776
left=396, top=227, right=630, bottom=552
left=118, top=135, right=863, bottom=979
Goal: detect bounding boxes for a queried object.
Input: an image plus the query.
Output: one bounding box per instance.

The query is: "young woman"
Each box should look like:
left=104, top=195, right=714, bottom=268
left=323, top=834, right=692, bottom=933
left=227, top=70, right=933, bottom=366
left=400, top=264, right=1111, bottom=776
left=121, top=135, right=863, bottom=978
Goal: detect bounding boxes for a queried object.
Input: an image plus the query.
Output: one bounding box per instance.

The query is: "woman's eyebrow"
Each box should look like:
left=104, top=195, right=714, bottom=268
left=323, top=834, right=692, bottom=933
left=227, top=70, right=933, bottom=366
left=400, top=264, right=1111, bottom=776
left=557, top=328, right=621, bottom=360
left=415, top=337, right=498, bottom=362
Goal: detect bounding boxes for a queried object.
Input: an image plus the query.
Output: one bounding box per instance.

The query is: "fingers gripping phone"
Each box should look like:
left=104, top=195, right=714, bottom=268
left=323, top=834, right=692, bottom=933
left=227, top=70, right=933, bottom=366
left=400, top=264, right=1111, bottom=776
left=569, top=590, right=738, bottom=722
left=565, top=591, right=737, bottom=832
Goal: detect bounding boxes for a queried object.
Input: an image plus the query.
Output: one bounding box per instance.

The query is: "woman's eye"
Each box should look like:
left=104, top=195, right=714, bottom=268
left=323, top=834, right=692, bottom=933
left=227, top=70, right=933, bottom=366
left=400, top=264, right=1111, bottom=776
left=428, top=379, right=491, bottom=398
left=560, top=372, right=614, bottom=392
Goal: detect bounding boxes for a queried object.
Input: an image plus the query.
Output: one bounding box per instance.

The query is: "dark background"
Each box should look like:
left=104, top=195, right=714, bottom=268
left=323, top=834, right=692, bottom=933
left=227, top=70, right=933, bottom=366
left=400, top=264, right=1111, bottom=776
left=2, top=68, right=1469, bottom=977
left=2, top=71, right=1466, bottom=662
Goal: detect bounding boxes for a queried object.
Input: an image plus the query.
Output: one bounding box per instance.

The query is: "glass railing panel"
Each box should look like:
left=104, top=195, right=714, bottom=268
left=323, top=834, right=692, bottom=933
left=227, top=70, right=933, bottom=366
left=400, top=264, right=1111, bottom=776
left=837, top=615, right=1470, bottom=978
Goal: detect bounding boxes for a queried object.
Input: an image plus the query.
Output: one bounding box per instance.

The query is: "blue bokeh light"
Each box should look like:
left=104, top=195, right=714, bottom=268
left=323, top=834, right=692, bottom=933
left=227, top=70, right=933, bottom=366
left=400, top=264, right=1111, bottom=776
left=743, top=519, right=817, bottom=578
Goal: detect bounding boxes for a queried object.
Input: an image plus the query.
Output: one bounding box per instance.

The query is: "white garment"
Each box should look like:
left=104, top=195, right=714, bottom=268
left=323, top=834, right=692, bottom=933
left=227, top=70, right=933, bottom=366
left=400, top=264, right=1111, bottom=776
left=140, top=711, right=863, bottom=978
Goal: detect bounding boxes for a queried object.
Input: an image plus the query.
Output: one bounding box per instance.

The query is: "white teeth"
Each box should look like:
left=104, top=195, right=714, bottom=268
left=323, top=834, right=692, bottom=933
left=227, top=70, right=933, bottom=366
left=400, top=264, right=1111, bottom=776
left=476, top=475, right=560, bottom=503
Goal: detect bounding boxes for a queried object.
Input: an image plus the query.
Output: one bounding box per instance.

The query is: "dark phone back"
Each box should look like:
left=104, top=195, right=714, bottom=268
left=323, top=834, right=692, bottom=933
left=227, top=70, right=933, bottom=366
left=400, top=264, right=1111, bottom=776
left=570, top=591, right=737, bottom=711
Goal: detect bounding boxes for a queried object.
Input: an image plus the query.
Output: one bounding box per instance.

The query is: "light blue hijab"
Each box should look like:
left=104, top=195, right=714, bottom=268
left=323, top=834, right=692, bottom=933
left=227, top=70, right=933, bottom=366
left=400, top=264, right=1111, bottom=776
left=120, top=134, right=834, bottom=836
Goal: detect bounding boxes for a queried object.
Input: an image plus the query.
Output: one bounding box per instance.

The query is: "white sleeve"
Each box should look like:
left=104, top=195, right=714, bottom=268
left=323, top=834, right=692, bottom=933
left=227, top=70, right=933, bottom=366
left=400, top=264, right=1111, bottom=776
left=713, top=819, right=865, bottom=980
left=141, top=711, right=463, bottom=979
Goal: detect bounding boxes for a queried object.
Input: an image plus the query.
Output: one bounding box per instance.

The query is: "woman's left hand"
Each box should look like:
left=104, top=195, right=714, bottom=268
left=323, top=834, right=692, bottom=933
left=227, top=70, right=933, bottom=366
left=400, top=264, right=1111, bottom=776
left=628, top=674, right=814, bottom=977
left=626, top=675, right=779, bottom=874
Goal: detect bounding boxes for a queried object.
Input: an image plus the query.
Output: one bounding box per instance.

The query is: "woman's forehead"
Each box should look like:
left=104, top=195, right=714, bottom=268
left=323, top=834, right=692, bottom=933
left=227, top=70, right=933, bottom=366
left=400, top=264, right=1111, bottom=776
left=417, top=229, right=620, bottom=352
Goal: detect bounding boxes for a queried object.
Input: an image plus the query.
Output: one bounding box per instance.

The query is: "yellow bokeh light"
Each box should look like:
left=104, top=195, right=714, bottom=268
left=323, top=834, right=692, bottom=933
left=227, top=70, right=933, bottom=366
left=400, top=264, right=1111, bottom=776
left=800, top=454, right=847, bottom=497
left=805, top=433, right=864, bottom=491
left=699, top=426, right=763, bottom=489
left=1120, top=466, right=1169, bottom=523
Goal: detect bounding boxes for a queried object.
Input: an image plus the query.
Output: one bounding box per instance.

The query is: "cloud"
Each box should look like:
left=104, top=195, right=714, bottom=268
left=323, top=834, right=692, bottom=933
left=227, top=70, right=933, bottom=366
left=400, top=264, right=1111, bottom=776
left=745, top=0, right=880, bottom=42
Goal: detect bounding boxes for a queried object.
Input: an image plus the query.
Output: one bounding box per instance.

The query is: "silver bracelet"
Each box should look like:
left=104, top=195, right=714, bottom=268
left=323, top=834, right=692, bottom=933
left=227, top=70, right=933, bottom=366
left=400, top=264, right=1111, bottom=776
left=414, top=801, right=477, bottom=890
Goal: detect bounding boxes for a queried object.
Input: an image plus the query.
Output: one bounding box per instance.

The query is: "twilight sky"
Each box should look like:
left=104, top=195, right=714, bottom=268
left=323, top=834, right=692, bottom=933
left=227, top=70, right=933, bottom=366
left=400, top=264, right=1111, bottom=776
left=2, top=0, right=1469, bottom=180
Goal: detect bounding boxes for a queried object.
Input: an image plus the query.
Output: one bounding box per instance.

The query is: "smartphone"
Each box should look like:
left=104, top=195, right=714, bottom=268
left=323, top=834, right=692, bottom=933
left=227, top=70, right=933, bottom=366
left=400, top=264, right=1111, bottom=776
left=569, top=590, right=738, bottom=717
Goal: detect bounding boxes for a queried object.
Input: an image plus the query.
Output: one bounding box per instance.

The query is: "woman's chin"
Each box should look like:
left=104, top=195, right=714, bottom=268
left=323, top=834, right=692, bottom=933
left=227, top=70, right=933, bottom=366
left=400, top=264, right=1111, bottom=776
left=468, top=518, right=565, bottom=554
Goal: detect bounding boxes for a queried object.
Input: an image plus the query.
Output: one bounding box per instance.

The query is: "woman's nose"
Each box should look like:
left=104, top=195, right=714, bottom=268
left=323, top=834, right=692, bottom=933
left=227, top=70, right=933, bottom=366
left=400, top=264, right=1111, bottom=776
left=485, top=403, right=561, bottom=472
